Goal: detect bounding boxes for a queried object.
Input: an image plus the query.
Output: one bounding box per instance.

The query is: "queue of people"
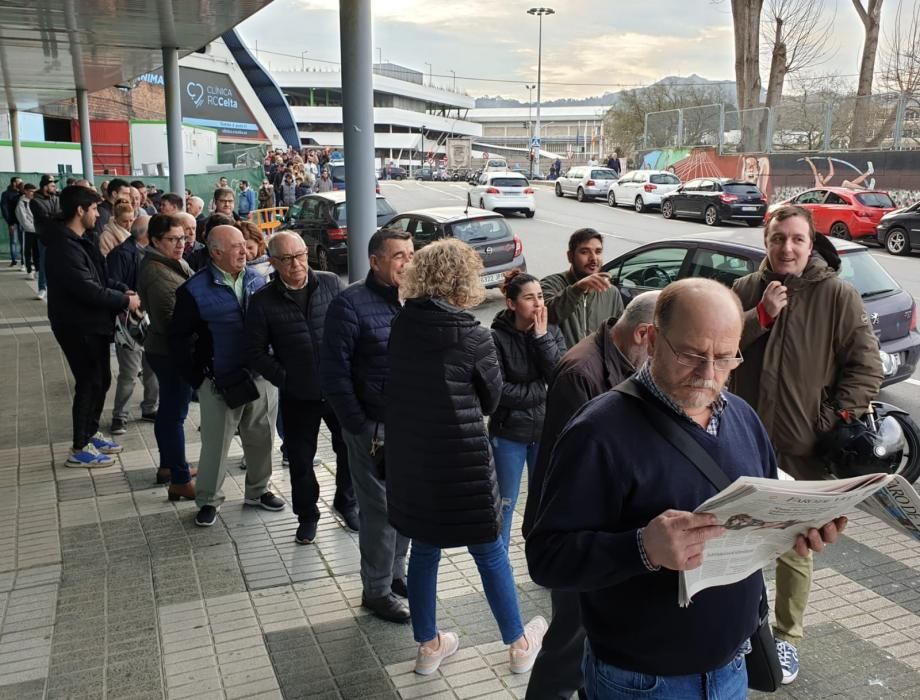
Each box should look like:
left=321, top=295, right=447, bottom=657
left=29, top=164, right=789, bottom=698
left=35, top=177, right=863, bottom=697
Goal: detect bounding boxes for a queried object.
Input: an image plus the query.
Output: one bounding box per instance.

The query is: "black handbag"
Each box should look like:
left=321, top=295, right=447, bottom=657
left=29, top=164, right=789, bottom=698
left=212, top=367, right=260, bottom=409
left=616, top=378, right=783, bottom=693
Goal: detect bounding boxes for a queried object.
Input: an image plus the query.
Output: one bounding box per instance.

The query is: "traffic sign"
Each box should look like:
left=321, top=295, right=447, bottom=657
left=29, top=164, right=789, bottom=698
left=530, top=137, right=541, bottom=149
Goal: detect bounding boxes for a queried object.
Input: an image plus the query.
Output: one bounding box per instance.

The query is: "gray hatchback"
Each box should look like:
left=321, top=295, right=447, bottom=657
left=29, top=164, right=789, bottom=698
left=381, top=207, right=526, bottom=288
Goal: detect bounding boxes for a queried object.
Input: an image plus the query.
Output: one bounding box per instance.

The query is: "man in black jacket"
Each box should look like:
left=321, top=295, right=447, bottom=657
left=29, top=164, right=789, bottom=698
left=245, top=231, right=357, bottom=546
left=45, top=186, right=140, bottom=468
left=1, top=177, right=22, bottom=268
left=523, top=291, right=658, bottom=700
left=30, top=174, right=60, bottom=301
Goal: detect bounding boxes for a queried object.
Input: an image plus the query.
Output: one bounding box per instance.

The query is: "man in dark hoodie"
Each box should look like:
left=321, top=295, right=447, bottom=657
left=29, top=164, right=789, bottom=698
left=1, top=176, right=22, bottom=268
left=30, top=174, right=60, bottom=300
left=45, top=185, right=140, bottom=468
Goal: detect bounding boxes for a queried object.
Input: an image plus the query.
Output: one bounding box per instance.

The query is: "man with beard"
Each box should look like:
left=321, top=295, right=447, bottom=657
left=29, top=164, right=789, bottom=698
left=526, top=279, right=846, bottom=700
left=541, top=229, right=624, bottom=348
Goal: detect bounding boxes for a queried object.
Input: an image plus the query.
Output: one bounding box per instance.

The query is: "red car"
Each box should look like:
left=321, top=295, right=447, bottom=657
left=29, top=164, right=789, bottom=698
left=765, top=186, right=896, bottom=240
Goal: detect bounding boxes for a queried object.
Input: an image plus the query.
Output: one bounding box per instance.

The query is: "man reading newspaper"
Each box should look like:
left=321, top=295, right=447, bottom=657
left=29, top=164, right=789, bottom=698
left=526, top=279, right=844, bottom=700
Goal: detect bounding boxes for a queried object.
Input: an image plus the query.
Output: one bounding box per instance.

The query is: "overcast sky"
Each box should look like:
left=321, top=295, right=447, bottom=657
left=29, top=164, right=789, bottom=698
left=238, top=0, right=892, bottom=101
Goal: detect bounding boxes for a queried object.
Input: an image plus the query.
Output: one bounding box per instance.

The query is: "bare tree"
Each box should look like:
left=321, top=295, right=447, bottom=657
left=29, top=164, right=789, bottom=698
left=878, top=0, right=920, bottom=95
left=730, top=0, right=767, bottom=150
left=762, top=0, right=835, bottom=109
left=850, top=0, right=884, bottom=146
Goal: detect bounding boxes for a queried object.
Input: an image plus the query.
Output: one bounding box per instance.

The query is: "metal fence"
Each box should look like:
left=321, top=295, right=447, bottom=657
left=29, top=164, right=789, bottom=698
left=642, top=92, right=916, bottom=154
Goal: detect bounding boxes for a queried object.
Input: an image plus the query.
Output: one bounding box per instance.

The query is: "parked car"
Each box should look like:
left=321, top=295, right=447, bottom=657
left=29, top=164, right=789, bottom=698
left=379, top=165, right=407, bottom=180
left=278, top=191, right=396, bottom=271
left=380, top=207, right=526, bottom=288
left=416, top=166, right=435, bottom=181
left=467, top=172, right=535, bottom=217
left=600, top=228, right=919, bottom=387
left=661, top=178, right=767, bottom=227
left=554, top=166, right=619, bottom=202
left=765, top=187, right=897, bottom=240
left=606, top=170, right=682, bottom=212
left=482, top=157, right=510, bottom=173
left=876, top=201, right=920, bottom=256
left=325, top=162, right=381, bottom=193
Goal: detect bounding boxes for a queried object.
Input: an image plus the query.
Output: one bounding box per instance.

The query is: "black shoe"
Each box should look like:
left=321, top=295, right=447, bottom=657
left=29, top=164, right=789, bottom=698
left=295, top=520, right=318, bottom=545
left=391, top=578, right=408, bottom=599
left=361, top=593, right=410, bottom=623
left=141, top=412, right=157, bottom=422
left=244, top=491, right=285, bottom=511
left=334, top=506, right=360, bottom=533
left=110, top=418, right=127, bottom=436
left=195, top=505, right=219, bottom=527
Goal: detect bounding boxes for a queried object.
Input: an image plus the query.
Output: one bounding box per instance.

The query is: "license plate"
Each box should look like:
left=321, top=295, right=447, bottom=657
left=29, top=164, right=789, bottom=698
left=504, top=191, right=520, bottom=196
left=742, top=206, right=757, bottom=211
left=480, top=273, right=504, bottom=286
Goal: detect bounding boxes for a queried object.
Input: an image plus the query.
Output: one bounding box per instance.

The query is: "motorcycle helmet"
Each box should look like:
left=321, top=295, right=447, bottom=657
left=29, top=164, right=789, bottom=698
left=817, top=414, right=905, bottom=478
left=114, top=311, right=150, bottom=352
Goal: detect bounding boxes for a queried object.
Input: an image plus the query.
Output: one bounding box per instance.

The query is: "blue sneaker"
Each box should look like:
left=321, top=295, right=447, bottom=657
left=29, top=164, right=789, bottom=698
left=90, top=432, right=123, bottom=455
left=65, top=444, right=115, bottom=468
left=776, top=639, right=799, bottom=684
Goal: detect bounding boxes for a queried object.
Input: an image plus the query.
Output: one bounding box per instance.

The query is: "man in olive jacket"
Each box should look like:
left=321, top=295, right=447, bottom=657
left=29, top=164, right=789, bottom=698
left=541, top=228, right=624, bottom=349
left=731, top=205, right=883, bottom=684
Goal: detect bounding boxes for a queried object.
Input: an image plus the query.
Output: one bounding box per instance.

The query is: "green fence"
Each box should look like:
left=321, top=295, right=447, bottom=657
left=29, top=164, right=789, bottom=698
left=0, top=165, right=265, bottom=259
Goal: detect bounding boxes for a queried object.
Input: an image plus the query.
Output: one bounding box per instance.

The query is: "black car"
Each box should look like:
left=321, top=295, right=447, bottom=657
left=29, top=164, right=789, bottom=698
left=380, top=165, right=407, bottom=181
left=278, top=191, right=396, bottom=271
left=661, top=178, right=767, bottom=227
left=415, top=166, right=435, bottom=181
left=876, top=201, right=920, bottom=256
left=600, top=228, right=919, bottom=387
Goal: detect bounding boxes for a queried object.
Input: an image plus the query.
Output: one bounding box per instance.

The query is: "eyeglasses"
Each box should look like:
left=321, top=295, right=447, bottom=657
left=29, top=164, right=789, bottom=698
left=216, top=198, right=234, bottom=204
left=271, top=252, right=307, bottom=265
left=162, top=235, right=185, bottom=245
left=658, top=331, right=743, bottom=371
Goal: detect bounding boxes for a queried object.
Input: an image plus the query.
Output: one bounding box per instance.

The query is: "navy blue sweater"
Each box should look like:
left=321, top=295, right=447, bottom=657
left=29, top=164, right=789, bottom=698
left=526, top=390, right=777, bottom=676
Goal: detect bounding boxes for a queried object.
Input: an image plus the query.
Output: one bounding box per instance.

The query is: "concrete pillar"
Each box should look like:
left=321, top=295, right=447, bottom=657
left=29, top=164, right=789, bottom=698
left=162, top=47, right=185, bottom=198
left=339, top=0, right=375, bottom=281
left=76, top=89, right=94, bottom=183
left=9, top=109, right=22, bottom=173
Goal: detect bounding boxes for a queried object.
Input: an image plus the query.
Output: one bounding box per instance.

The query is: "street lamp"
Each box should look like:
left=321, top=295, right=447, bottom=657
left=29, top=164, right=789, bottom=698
left=527, top=7, right=555, bottom=177
left=424, top=62, right=432, bottom=87
left=450, top=69, right=456, bottom=91
left=525, top=84, right=535, bottom=176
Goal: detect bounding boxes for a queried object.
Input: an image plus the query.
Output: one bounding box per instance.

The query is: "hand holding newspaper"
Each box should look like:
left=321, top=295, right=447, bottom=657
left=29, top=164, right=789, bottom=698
left=679, top=473, right=920, bottom=606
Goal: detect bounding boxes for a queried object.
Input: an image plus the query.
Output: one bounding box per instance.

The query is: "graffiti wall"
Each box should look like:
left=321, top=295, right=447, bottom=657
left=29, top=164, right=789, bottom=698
left=640, top=147, right=920, bottom=207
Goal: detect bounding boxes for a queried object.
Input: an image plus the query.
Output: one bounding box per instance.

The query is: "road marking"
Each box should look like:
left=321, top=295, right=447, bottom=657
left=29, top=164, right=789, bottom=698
left=531, top=216, right=634, bottom=241
left=380, top=182, right=404, bottom=190
left=906, top=378, right=920, bottom=387
left=413, top=182, right=466, bottom=201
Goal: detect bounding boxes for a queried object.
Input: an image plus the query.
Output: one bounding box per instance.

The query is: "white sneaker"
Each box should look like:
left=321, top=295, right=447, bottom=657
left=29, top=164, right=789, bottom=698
left=36, top=289, right=46, bottom=301
left=509, top=616, right=548, bottom=674
left=19, top=264, right=25, bottom=272
left=27, top=271, right=35, bottom=280
left=414, top=631, right=460, bottom=676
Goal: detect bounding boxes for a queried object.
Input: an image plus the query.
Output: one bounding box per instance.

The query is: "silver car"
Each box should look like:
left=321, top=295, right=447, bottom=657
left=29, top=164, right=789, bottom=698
left=554, top=166, right=620, bottom=202
left=606, top=170, right=682, bottom=212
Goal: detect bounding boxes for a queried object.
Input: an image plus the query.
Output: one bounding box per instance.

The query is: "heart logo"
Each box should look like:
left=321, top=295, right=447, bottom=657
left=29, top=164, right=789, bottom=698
left=186, top=82, right=204, bottom=108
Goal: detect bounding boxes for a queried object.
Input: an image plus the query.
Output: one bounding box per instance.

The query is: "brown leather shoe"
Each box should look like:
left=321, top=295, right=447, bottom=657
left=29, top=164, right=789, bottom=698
left=157, top=467, right=198, bottom=484
left=167, top=481, right=196, bottom=501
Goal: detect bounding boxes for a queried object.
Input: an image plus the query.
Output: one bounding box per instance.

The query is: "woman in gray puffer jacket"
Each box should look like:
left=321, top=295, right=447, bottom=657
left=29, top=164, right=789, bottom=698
left=490, top=270, right=565, bottom=553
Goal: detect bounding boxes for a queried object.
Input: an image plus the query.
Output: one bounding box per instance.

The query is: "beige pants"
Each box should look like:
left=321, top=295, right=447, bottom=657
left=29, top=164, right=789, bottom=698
left=195, top=377, right=278, bottom=508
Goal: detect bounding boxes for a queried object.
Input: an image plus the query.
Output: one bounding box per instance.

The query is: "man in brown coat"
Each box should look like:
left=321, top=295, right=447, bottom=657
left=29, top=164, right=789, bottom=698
left=523, top=291, right=658, bottom=700
left=731, top=205, right=882, bottom=684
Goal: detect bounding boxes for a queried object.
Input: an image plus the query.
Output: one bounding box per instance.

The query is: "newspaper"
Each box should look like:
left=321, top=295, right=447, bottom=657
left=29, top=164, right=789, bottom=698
left=679, top=473, right=920, bottom=606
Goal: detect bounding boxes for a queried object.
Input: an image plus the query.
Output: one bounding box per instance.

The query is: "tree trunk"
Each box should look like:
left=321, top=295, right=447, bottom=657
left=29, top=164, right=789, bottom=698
left=851, top=0, right=884, bottom=147
left=731, top=0, right=766, bottom=151
left=764, top=18, right=788, bottom=109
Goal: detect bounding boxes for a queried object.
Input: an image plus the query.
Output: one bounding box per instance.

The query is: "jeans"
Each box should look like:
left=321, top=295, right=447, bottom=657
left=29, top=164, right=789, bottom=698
left=279, top=397, right=355, bottom=523
left=408, top=538, right=525, bottom=645
left=7, top=222, right=19, bottom=262
left=583, top=641, right=748, bottom=700
left=492, top=436, right=539, bottom=553
left=146, top=352, right=193, bottom=485
left=54, top=331, right=112, bottom=450
left=113, top=345, right=158, bottom=420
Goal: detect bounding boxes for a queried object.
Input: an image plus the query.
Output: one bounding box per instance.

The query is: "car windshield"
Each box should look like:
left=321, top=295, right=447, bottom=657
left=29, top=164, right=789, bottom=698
left=450, top=217, right=511, bottom=243
left=333, top=198, right=394, bottom=225
left=331, top=165, right=346, bottom=184
left=838, top=250, right=900, bottom=297
left=491, top=178, right=528, bottom=188
left=591, top=169, right=618, bottom=179
left=487, top=160, right=507, bottom=168
left=855, top=192, right=895, bottom=208
left=651, top=173, right=681, bottom=185
left=724, top=183, right=762, bottom=195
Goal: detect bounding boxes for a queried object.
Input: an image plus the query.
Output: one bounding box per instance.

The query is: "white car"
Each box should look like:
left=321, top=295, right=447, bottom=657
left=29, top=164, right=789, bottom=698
left=482, top=157, right=510, bottom=173
left=467, top=171, right=536, bottom=217
left=607, top=170, right=682, bottom=213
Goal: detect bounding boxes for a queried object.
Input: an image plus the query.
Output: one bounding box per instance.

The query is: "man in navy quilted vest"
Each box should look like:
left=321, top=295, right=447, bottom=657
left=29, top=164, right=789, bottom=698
left=170, top=225, right=283, bottom=528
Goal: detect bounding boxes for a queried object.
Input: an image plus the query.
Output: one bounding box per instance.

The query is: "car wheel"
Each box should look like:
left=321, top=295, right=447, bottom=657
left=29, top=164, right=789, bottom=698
left=576, top=188, right=586, bottom=202
left=634, top=196, right=645, bottom=213
left=315, top=246, right=329, bottom=272
left=525, top=210, right=535, bottom=218
left=830, top=221, right=851, bottom=240
left=607, top=191, right=617, bottom=207
left=661, top=201, right=674, bottom=219
left=886, top=228, right=910, bottom=255
left=704, top=205, right=720, bottom=226
left=555, top=183, right=563, bottom=197
left=746, top=218, right=763, bottom=227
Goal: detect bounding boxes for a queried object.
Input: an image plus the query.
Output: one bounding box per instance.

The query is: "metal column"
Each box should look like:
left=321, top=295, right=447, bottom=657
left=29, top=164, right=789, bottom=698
left=533, top=15, right=544, bottom=177
left=9, top=109, right=22, bottom=172
left=339, top=0, right=375, bottom=281
left=76, top=90, right=94, bottom=183
left=162, top=47, right=185, bottom=198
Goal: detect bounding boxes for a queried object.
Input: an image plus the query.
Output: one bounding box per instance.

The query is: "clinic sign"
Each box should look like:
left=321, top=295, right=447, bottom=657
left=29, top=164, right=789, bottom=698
left=136, top=67, right=264, bottom=140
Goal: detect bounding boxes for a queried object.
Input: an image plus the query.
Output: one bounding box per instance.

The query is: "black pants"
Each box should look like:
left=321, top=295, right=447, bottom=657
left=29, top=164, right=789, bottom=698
left=54, top=331, right=112, bottom=450
left=23, top=231, right=39, bottom=273
left=280, top=397, right=356, bottom=524
left=525, top=589, right=587, bottom=700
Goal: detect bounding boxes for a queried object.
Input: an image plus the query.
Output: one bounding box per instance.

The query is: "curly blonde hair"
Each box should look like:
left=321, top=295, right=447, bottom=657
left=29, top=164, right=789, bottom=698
left=401, top=238, right=485, bottom=309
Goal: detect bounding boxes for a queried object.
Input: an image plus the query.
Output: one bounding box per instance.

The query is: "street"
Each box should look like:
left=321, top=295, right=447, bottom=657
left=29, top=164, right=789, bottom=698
left=379, top=179, right=920, bottom=423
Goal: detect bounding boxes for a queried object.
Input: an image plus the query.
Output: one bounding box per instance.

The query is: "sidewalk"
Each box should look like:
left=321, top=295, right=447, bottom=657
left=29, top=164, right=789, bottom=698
left=0, top=266, right=918, bottom=699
